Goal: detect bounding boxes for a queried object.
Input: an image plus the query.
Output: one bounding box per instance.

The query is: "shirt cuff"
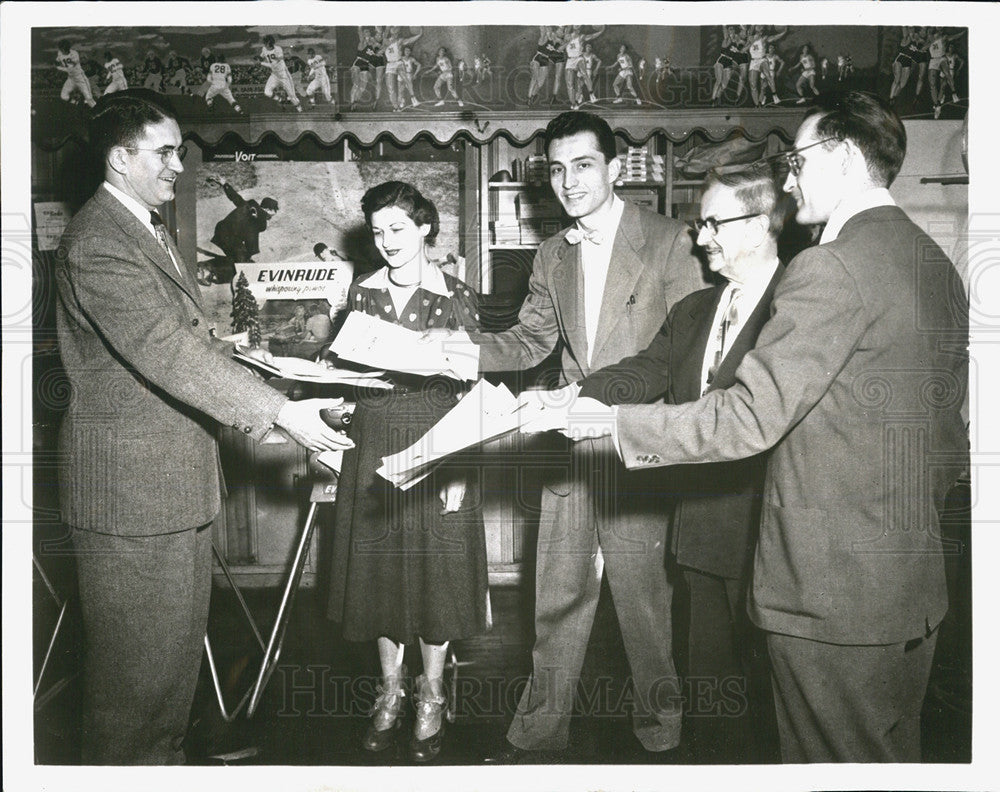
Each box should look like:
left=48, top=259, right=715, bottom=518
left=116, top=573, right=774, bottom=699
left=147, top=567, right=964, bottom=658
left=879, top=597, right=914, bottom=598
left=609, top=404, right=623, bottom=460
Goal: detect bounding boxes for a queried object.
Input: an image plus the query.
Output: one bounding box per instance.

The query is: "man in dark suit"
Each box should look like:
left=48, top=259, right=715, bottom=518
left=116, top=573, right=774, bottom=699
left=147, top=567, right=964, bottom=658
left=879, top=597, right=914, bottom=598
left=208, top=173, right=278, bottom=264
left=463, top=111, right=709, bottom=761
left=54, top=89, right=352, bottom=764
left=524, top=91, right=968, bottom=762
left=577, top=167, right=784, bottom=761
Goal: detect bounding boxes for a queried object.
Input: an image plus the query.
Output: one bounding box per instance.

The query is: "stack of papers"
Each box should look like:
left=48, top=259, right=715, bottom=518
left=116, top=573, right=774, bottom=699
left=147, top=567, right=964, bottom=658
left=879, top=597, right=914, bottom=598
left=234, top=349, right=392, bottom=388
left=377, top=380, right=521, bottom=490
left=330, top=311, right=479, bottom=382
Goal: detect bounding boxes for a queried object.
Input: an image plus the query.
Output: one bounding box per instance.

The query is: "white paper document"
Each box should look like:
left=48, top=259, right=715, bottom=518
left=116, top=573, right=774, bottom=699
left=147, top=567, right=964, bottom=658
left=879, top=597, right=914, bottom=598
left=233, top=348, right=392, bottom=388
left=377, top=380, right=521, bottom=490
left=329, top=310, right=479, bottom=381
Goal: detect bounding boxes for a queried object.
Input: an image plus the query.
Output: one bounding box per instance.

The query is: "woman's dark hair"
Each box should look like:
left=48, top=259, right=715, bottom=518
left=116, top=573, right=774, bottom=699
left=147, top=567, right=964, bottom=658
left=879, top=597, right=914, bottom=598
left=361, top=181, right=439, bottom=245
left=89, top=89, right=178, bottom=162
left=805, top=90, right=907, bottom=187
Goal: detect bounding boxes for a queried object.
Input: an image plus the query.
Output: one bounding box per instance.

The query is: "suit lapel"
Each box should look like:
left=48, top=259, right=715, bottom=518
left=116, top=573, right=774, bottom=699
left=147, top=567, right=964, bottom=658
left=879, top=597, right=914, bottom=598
left=675, top=287, right=724, bottom=403
left=551, top=234, right=586, bottom=370
left=590, top=202, right=645, bottom=367
left=95, top=188, right=203, bottom=307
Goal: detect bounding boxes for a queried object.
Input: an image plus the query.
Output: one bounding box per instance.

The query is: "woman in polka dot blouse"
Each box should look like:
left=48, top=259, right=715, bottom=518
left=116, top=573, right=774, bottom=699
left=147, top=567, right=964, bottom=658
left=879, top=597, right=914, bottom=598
left=327, top=181, right=487, bottom=762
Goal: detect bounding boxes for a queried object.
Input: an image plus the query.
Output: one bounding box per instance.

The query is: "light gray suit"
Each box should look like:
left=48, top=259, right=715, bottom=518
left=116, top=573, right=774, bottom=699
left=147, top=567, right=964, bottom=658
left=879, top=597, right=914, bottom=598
left=55, top=185, right=287, bottom=763
left=473, top=200, right=708, bottom=752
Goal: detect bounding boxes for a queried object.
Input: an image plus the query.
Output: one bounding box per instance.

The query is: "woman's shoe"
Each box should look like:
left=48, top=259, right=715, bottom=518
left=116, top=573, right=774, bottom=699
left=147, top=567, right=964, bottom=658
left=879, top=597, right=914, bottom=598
left=409, top=674, right=447, bottom=762
left=362, top=679, right=406, bottom=752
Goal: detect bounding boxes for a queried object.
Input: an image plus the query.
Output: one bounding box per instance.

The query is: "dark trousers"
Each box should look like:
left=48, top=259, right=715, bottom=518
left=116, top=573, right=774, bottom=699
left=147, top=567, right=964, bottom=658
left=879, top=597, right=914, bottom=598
left=71, top=524, right=213, bottom=764
left=683, top=568, right=776, bottom=761
left=766, top=627, right=939, bottom=762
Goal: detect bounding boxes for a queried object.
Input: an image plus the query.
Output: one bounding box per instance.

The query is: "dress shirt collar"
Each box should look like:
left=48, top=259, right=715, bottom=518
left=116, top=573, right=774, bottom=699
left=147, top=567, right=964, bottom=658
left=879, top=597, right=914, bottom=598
left=575, top=195, right=624, bottom=245
left=356, top=263, right=451, bottom=297
left=102, top=181, right=161, bottom=239
left=819, top=187, right=896, bottom=244
left=726, top=256, right=781, bottom=300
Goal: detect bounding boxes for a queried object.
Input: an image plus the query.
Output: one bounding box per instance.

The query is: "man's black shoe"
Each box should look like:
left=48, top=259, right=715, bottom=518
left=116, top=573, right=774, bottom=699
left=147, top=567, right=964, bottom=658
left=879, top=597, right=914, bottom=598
left=482, top=739, right=556, bottom=765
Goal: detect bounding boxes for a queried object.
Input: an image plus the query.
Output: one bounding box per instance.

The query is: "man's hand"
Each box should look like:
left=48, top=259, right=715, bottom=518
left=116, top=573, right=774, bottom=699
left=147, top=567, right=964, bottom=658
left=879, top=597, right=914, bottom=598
left=417, top=328, right=478, bottom=380
left=516, top=383, right=579, bottom=434
left=274, top=397, right=355, bottom=452
left=239, top=345, right=275, bottom=365
left=559, top=396, right=617, bottom=442
left=439, top=476, right=466, bottom=514
left=236, top=344, right=274, bottom=380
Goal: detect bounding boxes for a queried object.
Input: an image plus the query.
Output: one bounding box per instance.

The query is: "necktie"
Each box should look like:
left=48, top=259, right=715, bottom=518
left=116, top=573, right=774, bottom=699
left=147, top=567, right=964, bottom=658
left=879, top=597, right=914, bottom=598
left=705, top=286, right=741, bottom=391
left=564, top=226, right=603, bottom=245
left=150, top=210, right=184, bottom=277
left=149, top=210, right=170, bottom=253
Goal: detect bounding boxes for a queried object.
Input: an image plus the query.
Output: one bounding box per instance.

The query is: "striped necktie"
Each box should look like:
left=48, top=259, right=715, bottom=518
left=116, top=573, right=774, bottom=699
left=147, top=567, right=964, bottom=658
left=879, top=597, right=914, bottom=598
left=149, top=210, right=170, bottom=253
left=150, top=210, right=183, bottom=277
left=705, top=286, right=741, bottom=392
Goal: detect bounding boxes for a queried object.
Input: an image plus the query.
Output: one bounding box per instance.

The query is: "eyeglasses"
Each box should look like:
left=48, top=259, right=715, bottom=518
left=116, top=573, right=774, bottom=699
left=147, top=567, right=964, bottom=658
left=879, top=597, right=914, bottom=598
left=693, top=213, right=762, bottom=236
left=126, top=144, right=188, bottom=164
left=780, top=137, right=839, bottom=177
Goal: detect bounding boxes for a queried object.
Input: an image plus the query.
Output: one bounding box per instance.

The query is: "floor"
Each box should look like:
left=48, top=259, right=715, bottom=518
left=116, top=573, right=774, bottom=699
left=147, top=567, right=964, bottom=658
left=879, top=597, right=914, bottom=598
left=33, top=480, right=972, bottom=767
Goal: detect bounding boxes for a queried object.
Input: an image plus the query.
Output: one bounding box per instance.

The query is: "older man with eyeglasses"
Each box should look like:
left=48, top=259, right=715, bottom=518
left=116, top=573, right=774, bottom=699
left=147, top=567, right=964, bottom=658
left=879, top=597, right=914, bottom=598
left=572, top=166, right=785, bottom=761
left=54, top=89, right=352, bottom=764
left=521, top=90, right=968, bottom=763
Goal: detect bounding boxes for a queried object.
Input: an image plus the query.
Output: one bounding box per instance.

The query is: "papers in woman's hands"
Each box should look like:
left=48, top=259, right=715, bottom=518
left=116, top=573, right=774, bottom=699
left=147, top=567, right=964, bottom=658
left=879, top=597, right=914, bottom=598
left=234, top=347, right=391, bottom=387
left=377, top=380, right=519, bottom=490
left=330, top=311, right=479, bottom=381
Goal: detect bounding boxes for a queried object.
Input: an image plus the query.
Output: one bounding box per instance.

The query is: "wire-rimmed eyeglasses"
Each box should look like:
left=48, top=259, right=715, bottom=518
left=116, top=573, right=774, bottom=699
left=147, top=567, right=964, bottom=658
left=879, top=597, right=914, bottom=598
left=747, top=137, right=839, bottom=178
left=693, top=213, right=763, bottom=236
left=126, top=144, right=188, bottom=164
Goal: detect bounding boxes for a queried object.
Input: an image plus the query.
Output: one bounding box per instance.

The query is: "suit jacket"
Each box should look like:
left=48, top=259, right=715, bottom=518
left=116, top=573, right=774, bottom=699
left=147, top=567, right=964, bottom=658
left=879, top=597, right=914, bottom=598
left=580, top=265, right=782, bottom=579
left=614, top=206, right=968, bottom=644
left=55, top=185, right=287, bottom=536
left=473, top=200, right=708, bottom=381
left=211, top=182, right=268, bottom=260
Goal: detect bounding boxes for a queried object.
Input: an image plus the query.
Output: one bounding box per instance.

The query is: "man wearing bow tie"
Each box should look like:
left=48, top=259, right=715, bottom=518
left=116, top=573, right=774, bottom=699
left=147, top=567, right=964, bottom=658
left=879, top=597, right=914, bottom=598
left=54, top=89, right=352, bottom=764
left=577, top=167, right=786, bottom=761
left=472, top=111, right=708, bottom=762
left=522, top=92, right=968, bottom=763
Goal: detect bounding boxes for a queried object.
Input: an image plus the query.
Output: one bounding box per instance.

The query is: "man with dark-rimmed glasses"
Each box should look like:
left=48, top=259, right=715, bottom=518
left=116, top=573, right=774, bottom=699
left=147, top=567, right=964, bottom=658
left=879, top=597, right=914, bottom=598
left=54, top=89, right=352, bottom=764
left=573, top=165, right=786, bottom=762
left=520, top=90, right=968, bottom=763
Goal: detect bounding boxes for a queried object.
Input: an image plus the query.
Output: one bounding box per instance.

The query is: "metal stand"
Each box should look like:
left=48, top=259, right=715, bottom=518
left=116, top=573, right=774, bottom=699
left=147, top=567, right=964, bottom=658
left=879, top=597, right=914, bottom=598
left=207, top=453, right=338, bottom=720
left=32, top=554, right=77, bottom=710
left=246, top=498, right=327, bottom=716
left=207, top=449, right=473, bottom=723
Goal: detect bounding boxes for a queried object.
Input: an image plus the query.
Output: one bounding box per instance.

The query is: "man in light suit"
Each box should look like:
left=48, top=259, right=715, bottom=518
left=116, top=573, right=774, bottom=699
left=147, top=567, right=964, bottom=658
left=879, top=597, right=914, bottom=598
left=54, top=89, right=352, bottom=764
left=525, top=91, right=968, bottom=762
left=469, top=111, right=709, bottom=761
left=577, top=167, right=785, bottom=761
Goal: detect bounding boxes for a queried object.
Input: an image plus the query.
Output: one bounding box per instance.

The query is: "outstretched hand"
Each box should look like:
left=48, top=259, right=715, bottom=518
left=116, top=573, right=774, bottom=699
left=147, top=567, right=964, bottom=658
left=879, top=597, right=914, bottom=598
left=516, top=383, right=580, bottom=434
left=558, top=396, right=617, bottom=442
left=275, top=397, right=355, bottom=452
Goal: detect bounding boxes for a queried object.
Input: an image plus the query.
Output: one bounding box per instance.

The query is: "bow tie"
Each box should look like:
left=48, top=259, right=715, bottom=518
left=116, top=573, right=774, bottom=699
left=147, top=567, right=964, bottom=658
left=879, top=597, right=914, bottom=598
left=564, top=227, right=603, bottom=245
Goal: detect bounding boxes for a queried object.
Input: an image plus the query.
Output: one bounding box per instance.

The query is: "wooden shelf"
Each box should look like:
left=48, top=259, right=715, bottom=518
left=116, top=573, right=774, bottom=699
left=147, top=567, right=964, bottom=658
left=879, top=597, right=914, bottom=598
left=489, top=182, right=546, bottom=189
